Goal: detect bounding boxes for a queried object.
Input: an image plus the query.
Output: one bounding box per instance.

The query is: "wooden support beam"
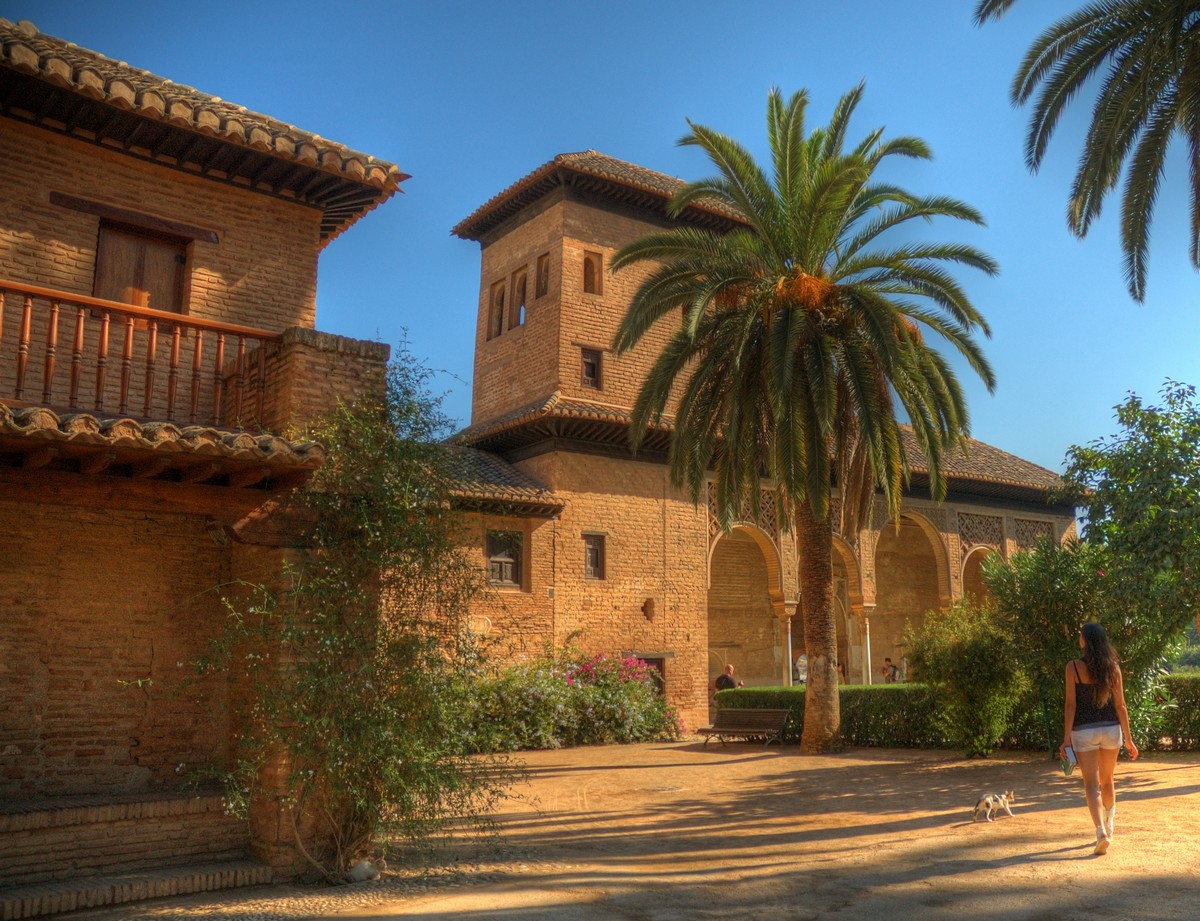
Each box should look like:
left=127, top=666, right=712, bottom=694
left=78, top=450, right=115, bottom=475
left=227, top=465, right=269, bottom=489
left=129, top=457, right=169, bottom=479
left=22, top=447, right=56, bottom=470
left=177, top=461, right=221, bottom=484
left=267, top=469, right=315, bottom=491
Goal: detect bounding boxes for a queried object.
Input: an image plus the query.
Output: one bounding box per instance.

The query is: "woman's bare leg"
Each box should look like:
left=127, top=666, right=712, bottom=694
left=1076, top=748, right=1104, bottom=828
left=1096, top=746, right=1119, bottom=809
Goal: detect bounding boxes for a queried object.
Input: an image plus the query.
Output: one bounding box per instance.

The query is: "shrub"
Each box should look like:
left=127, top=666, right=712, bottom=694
left=1161, top=675, right=1200, bottom=749
left=905, top=599, right=1030, bottom=757
left=469, top=649, right=680, bottom=751
left=714, top=685, right=946, bottom=748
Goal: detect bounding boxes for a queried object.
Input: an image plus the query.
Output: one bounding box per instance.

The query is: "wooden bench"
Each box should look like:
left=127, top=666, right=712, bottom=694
left=697, top=708, right=791, bottom=747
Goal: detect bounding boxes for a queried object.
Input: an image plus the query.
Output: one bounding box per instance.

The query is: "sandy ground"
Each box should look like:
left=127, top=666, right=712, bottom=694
left=88, top=741, right=1200, bottom=921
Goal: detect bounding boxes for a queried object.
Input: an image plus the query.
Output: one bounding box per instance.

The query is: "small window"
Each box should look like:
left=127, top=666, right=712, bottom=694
left=94, top=222, right=187, bottom=313
left=536, top=253, right=550, bottom=298
left=486, top=530, right=523, bottom=587
left=584, top=533, right=606, bottom=580
left=583, top=251, right=602, bottom=295
left=510, top=269, right=527, bottom=329
left=581, top=348, right=602, bottom=389
left=487, top=281, right=506, bottom=340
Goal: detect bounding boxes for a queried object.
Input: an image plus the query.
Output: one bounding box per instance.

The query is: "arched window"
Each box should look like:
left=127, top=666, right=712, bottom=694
left=488, top=281, right=505, bottom=340
left=536, top=253, right=550, bottom=298
left=510, top=270, right=527, bottom=329
left=583, top=251, right=602, bottom=295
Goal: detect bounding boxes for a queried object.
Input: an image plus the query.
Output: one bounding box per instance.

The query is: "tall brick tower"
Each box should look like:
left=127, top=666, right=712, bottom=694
left=453, top=150, right=744, bottom=436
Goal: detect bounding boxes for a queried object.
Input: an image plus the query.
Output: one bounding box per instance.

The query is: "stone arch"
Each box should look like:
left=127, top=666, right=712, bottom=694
left=961, top=545, right=996, bottom=604
left=707, top=522, right=785, bottom=608
left=871, top=512, right=950, bottom=676
left=707, top=525, right=785, bottom=690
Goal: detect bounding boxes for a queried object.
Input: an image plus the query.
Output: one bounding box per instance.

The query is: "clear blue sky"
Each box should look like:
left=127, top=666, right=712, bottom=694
left=8, top=0, right=1200, bottom=474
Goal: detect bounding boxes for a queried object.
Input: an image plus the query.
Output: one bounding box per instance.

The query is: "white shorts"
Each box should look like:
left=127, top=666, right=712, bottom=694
left=1072, top=724, right=1122, bottom=753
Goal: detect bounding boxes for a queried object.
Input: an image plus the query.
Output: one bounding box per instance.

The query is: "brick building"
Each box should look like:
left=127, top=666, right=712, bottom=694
left=451, top=151, right=1077, bottom=730
left=0, top=20, right=401, bottom=913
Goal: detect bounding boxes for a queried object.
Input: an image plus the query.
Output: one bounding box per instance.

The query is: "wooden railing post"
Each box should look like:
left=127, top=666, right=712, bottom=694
left=1, top=279, right=279, bottom=430
left=41, top=299, right=59, bottom=403
left=143, top=321, right=158, bottom=418
left=190, top=330, right=204, bottom=424
left=15, top=295, right=33, bottom=401
left=212, top=332, right=225, bottom=426
left=167, top=323, right=181, bottom=421
left=118, top=315, right=134, bottom=415
left=69, top=306, right=85, bottom=410
left=95, top=310, right=110, bottom=412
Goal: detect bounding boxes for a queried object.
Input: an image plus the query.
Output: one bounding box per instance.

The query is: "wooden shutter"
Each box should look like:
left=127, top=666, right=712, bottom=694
left=94, top=223, right=186, bottom=313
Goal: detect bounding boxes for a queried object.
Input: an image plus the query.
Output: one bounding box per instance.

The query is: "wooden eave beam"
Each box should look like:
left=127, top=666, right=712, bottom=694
left=227, top=465, right=270, bottom=489
left=22, top=446, right=57, bottom=470
left=78, top=450, right=116, bottom=475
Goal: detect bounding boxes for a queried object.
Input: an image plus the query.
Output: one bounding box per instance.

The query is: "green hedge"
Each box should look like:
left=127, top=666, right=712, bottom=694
left=714, top=676, right=1200, bottom=752
left=1162, top=675, right=1200, bottom=750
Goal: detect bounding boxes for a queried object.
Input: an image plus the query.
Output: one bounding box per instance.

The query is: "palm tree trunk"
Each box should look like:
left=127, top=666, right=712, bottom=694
left=797, top=499, right=840, bottom=752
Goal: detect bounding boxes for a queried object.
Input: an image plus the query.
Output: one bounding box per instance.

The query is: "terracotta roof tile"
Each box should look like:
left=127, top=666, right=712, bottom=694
left=453, top=150, right=746, bottom=241
left=0, top=403, right=324, bottom=487
left=0, top=19, right=406, bottom=241
left=454, top=393, right=1062, bottom=495
left=443, top=445, right=563, bottom=514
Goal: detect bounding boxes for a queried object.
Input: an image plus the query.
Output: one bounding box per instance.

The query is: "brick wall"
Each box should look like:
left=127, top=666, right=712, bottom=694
left=247, top=327, right=391, bottom=435
left=0, top=494, right=236, bottom=799
left=870, top=516, right=943, bottom=672
left=0, top=117, right=321, bottom=332
left=469, top=193, right=683, bottom=428
left=707, top=531, right=782, bottom=688
left=471, top=196, right=564, bottom=425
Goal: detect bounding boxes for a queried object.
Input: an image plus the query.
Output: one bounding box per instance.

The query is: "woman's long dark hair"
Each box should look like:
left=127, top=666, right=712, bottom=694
left=1081, top=622, right=1120, bottom=707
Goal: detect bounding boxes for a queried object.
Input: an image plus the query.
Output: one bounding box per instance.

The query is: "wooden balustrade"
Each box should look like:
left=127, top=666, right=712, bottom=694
left=0, top=279, right=280, bottom=431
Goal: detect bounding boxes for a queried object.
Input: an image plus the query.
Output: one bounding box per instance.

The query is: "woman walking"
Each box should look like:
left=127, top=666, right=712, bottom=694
left=1059, top=622, right=1139, bottom=855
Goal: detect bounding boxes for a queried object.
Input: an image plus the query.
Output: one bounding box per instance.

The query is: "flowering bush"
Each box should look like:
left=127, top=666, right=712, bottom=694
left=467, top=649, right=680, bottom=751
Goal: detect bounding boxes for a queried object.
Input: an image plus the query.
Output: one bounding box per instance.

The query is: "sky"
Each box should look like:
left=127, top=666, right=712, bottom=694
left=7, top=0, right=1200, bottom=475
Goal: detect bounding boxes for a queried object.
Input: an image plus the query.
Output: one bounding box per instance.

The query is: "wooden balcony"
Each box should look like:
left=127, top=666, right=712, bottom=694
left=0, top=279, right=280, bottom=432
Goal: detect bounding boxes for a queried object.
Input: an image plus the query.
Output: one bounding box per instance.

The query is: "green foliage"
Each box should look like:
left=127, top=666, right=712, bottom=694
left=1161, top=676, right=1200, bottom=750
left=1065, top=382, right=1200, bottom=652
left=200, top=349, right=514, bottom=881
left=468, top=649, right=681, bottom=752
left=905, top=599, right=1030, bottom=757
left=983, top=537, right=1109, bottom=751
left=975, top=1, right=1200, bottom=301
left=713, top=680, right=1200, bottom=752
left=611, top=85, right=997, bottom=753
left=714, top=685, right=948, bottom=748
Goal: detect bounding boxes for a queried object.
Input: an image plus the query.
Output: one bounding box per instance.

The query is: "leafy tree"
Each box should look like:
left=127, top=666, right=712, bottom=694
left=203, top=350, right=514, bottom=880
left=984, top=537, right=1111, bottom=751
left=976, top=1, right=1200, bottom=301
left=905, top=598, right=1030, bottom=757
left=611, top=86, right=996, bottom=751
left=1063, top=380, right=1200, bottom=666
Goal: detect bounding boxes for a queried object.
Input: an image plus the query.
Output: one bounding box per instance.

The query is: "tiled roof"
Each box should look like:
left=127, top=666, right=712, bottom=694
left=454, top=393, right=1063, bottom=495
left=0, top=403, right=324, bottom=489
left=443, top=445, right=563, bottom=515
left=452, top=150, right=747, bottom=241
left=0, top=19, right=406, bottom=242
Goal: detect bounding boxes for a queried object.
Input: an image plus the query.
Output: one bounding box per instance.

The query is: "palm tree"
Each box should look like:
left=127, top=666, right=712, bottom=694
left=612, top=86, right=997, bottom=752
left=976, top=0, right=1200, bottom=302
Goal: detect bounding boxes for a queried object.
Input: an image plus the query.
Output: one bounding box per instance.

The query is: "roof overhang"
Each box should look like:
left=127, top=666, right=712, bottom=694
left=0, top=19, right=407, bottom=244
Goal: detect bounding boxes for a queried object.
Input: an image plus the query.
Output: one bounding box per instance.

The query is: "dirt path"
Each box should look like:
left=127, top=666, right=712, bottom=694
left=84, top=741, right=1200, bottom=921
left=338, top=742, right=1200, bottom=921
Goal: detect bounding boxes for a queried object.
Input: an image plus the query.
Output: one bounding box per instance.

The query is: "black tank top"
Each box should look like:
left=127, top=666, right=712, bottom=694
left=1071, top=661, right=1119, bottom=728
